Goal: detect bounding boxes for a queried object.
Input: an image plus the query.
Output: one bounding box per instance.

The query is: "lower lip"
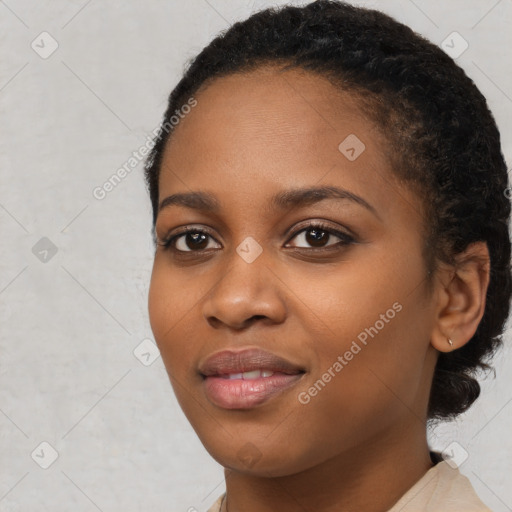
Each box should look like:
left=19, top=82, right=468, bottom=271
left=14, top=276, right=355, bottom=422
left=203, top=372, right=304, bottom=409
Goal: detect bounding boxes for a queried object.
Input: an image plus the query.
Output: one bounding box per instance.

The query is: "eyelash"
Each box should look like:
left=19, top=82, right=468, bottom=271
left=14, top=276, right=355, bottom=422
left=158, top=222, right=355, bottom=254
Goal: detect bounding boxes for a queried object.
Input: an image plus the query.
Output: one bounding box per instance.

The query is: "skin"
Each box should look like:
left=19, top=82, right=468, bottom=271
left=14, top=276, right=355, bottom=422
left=147, top=65, right=490, bottom=512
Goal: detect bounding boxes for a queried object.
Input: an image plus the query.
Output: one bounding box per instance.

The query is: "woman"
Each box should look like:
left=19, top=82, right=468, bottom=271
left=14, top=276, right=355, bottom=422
left=143, top=1, right=510, bottom=510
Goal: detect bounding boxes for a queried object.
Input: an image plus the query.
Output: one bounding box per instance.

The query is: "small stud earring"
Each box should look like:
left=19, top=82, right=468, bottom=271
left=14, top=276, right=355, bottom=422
left=447, top=337, right=453, bottom=347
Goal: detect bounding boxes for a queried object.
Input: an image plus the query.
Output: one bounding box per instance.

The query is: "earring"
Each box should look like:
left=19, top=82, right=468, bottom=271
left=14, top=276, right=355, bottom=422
left=447, top=337, right=453, bottom=347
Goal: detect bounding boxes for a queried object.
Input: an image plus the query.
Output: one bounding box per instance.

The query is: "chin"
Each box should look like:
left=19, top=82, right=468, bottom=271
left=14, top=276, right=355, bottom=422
left=202, top=439, right=317, bottom=477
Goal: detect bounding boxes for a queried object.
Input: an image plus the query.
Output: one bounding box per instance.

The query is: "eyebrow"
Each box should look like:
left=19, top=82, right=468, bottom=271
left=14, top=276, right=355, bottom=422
left=158, top=185, right=380, bottom=219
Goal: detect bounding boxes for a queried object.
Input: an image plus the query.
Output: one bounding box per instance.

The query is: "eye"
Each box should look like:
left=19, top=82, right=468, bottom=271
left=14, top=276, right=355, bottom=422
left=159, top=227, right=220, bottom=252
left=158, top=222, right=355, bottom=254
left=286, top=222, right=354, bottom=250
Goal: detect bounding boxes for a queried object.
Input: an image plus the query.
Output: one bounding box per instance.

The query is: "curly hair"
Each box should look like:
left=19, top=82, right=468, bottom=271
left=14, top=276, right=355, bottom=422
left=143, top=0, right=511, bottom=422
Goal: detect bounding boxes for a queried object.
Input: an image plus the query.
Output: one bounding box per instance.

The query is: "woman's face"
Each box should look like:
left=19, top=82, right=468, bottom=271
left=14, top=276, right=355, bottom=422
left=148, top=66, right=440, bottom=476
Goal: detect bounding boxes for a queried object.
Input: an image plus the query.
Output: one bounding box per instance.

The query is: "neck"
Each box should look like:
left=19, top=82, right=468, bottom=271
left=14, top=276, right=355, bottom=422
left=221, top=418, right=434, bottom=512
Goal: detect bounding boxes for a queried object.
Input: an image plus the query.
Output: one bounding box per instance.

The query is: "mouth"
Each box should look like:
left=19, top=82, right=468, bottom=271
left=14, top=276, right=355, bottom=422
left=198, top=347, right=306, bottom=409
left=214, top=369, right=288, bottom=379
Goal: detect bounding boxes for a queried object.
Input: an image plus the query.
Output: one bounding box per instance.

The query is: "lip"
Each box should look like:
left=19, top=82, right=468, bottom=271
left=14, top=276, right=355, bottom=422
left=199, top=347, right=305, bottom=376
left=199, top=347, right=306, bottom=410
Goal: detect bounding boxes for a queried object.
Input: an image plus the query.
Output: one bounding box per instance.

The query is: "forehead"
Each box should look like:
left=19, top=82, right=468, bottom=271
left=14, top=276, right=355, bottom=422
left=158, top=65, right=419, bottom=223
left=165, top=65, right=373, bottom=159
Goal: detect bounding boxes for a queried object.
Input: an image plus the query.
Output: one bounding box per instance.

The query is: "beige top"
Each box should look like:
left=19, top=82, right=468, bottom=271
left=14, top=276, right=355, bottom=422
left=206, top=461, right=492, bottom=512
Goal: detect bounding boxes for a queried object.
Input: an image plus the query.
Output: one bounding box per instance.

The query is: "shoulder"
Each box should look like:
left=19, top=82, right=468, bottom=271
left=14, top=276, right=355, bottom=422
left=388, top=460, right=493, bottom=512
left=206, top=493, right=225, bottom=512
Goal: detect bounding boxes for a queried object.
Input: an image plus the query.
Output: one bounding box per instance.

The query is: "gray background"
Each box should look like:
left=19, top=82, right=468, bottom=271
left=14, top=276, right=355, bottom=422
left=0, top=1, right=511, bottom=511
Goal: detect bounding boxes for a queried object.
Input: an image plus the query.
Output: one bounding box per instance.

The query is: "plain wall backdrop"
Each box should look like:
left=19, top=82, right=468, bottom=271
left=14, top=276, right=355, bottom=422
left=1, top=1, right=511, bottom=511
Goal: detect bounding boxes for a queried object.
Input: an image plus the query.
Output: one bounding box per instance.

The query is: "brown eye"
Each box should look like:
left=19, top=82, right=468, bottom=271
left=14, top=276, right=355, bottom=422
left=160, top=222, right=354, bottom=254
left=304, top=227, right=330, bottom=247
left=287, top=223, right=354, bottom=249
left=178, top=232, right=209, bottom=251
left=161, top=228, right=221, bottom=252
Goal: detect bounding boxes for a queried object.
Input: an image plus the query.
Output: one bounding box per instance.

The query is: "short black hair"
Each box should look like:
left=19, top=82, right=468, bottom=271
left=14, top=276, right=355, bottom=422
left=144, top=0, right=511, bottom=422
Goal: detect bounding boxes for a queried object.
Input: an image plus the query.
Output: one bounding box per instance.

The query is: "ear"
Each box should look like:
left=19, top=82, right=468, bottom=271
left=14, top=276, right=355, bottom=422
left=430, top=241, right=491, bottom=353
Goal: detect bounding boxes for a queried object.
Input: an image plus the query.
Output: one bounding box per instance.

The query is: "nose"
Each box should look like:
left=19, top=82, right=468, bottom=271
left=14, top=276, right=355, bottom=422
left=201, top=250, right=287, bottom=330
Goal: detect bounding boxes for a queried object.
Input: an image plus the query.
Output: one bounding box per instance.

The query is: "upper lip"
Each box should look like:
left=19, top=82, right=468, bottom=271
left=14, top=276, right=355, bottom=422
left=198, top=347, right=306, bottom=377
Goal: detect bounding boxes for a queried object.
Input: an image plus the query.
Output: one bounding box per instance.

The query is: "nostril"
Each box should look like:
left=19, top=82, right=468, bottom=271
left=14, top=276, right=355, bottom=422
left=206, top=314, right=271, bottom=330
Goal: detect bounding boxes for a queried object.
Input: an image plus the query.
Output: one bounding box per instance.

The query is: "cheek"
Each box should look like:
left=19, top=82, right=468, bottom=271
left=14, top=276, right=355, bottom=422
left=293, top=246, right=430, bottom=422
left=148, top=264, right=207, bottom=424
left=147, top=260, right=198, bottom=371
left=284, top=304, right=430, bottom=471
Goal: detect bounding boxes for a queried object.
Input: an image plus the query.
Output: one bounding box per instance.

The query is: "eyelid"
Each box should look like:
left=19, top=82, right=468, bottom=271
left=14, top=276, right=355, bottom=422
left=283, top=219, right=355, bottom=244
left=159, top=219, right=355, bottom=253
left=158, top=224, right=221, bottom=248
